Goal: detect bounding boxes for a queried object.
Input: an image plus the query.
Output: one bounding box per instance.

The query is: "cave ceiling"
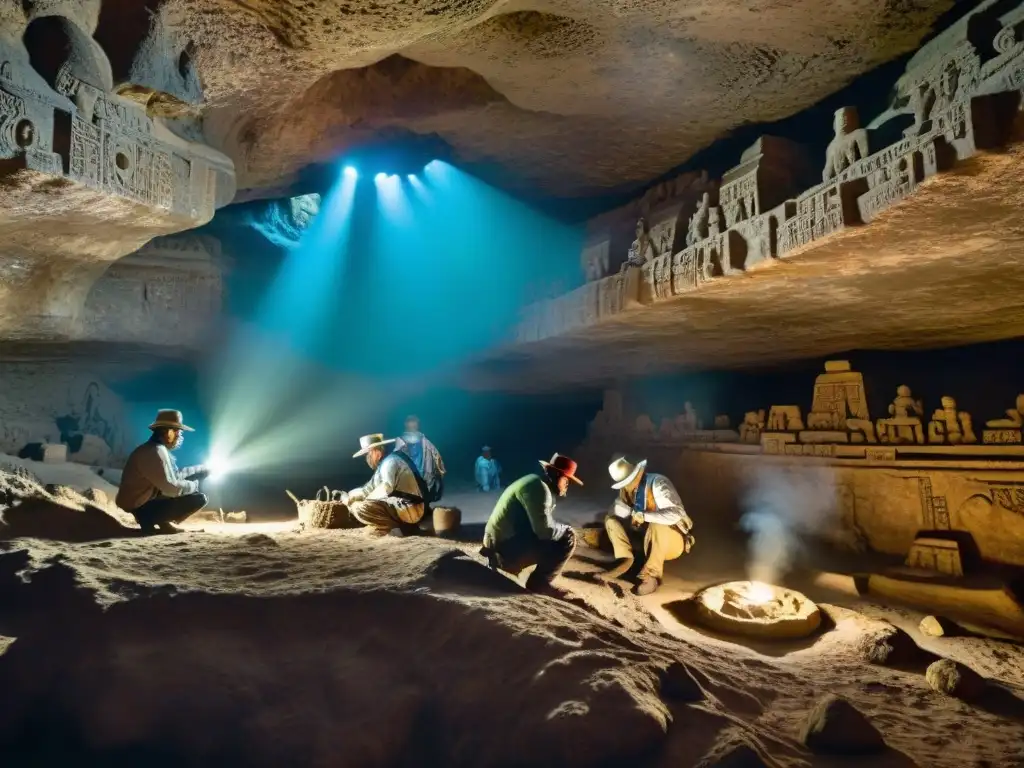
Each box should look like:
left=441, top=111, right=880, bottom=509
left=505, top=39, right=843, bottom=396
left=97, top=0, right=957, bottom=203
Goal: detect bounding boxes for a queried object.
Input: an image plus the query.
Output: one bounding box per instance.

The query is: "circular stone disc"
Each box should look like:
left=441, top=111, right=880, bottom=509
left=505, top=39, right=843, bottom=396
left=693, top=580, right=822, bottom=639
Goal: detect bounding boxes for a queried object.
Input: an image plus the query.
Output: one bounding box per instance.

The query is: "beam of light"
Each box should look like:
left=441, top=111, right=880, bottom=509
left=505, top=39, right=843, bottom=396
left=203, top=169, right=359, bottom=474
left=200, top=156, right=584, bottom=484
left=745, top=581, right=775, bottom=604
left=344, top=165, right=358, bottom=179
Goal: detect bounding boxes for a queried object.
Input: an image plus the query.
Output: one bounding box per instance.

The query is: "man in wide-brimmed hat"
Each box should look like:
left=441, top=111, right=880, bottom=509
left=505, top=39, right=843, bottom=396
left=597, top=456, right=694, bottom=596
left=480, top=453, right=581, bottom=596
left=116, top=409, right=210, bottom=534
left=340, top=433, right=428, bottom=536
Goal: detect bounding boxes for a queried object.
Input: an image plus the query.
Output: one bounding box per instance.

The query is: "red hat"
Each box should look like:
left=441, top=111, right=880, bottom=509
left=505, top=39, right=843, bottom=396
left=539, top=453, right=583, bottom=485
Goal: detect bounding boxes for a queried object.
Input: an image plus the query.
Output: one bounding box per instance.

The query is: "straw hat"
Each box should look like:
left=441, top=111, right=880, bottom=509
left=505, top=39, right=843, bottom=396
left=609, top=456, right=647, bottom=490
left=149, top=409, right=194, bottom=432
left=539, top=453, right=583, bottom=485
left=353, top=433, right=396, bottom=458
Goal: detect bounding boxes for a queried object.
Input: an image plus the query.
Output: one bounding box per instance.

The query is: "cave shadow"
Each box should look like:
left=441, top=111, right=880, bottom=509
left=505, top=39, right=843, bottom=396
left=0, top=498, right=138, bottom=543
left=661, top=595, right=837, bottom=658
left=972, top=681, right=1024, bottom=720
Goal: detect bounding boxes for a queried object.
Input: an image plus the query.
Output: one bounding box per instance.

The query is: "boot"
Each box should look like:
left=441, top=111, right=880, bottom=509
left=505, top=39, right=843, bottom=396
left=634, top=576, right=661, bottom=596
left=595, top=557, right=634, bottom=582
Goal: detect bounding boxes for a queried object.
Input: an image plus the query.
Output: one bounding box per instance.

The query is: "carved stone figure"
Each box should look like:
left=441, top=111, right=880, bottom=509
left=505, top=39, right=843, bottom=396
left=986, top=394, right=1024, bottom=428
left=928, top=396, right=977, bottom=445
left=767, top=406, right=804, bottom=432
left=635, top=414, right=656, bottom=439
left=621, top=217, right=655, bottom=272
left=714, top=415, right=730, bottom=429
left=677, top=402, right=702, bottom=432
left=823, top=107, right=869, bottom=182
left=877, top=385, right=924, bottom=444
left=687, top=192, right=711, bottom=246
left=739, top=410, right=765, bottom=444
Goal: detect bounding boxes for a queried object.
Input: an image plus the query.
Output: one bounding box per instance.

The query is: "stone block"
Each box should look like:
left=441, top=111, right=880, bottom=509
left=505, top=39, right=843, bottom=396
left=41, top=443, right=67, bottom=463
left=905, top=536, right=964, bottom=577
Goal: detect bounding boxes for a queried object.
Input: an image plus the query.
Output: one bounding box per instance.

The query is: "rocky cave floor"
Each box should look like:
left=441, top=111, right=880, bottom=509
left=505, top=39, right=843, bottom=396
left=1, top=472, right=1024, bottom=768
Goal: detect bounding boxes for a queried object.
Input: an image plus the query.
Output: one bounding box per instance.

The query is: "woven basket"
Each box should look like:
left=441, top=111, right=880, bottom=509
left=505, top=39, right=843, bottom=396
left=432, top=506, right=462, bottom=537
left=288, top=487, right=353, bottom=530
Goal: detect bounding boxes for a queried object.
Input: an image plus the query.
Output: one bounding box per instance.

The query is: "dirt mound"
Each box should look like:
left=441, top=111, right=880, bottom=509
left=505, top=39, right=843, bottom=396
left=0, top=467, right=136, bottom=543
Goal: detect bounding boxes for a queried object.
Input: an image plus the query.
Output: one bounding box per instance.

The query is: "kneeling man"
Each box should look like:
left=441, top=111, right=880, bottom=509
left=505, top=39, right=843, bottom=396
left=598, top=456, right=694, bottom=596
left=481, top=453, right=581, bottom=595
left=116, top=409, right=209, bottom=534
left=343, top=433, right=426, bottom=536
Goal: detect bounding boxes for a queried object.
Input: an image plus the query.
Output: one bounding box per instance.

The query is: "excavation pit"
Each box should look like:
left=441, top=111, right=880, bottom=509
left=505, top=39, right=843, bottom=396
left=694, top=580, right=822, bottom=640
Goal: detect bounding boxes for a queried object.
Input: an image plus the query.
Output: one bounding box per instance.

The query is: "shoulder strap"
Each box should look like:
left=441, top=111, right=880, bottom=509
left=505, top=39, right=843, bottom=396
left=389, top=451, right=429, bottom=505
left=633, top=473, right=652, bottom=513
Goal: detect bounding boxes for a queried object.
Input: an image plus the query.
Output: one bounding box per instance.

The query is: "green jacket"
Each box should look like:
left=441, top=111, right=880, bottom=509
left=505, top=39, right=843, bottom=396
left=484, top=473, right=564, bottom=546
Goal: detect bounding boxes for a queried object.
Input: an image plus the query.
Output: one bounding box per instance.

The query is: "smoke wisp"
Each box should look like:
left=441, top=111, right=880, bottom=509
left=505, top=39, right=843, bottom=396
left=739, top=464, right=840, bottom=585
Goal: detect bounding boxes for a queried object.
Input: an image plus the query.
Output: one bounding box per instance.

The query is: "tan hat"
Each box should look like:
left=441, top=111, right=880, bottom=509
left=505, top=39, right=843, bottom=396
left=353, top=433, right=396, bottom=458
left=609, top=456, right=646, bottom=490
left=149, top=409, right=194, bottom=432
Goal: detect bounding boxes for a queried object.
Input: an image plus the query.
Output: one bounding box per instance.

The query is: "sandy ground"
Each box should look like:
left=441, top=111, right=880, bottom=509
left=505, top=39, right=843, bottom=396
left=1, top=480, right=1023, bottom=767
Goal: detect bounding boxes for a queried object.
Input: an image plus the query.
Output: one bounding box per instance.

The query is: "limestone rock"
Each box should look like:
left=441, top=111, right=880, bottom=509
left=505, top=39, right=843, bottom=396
left=799, top=695, right=886, bottom=755
left=658, top=661, right=704, bottom=703
left=857, top=624, right=922, bottom=667
left=920, top=615, right=960, bottom=638
left=925, top=659, right=986, bottom=701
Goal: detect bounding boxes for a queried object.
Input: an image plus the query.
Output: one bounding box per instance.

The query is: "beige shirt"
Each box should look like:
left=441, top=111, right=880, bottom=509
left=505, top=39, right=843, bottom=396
left=116, top=440, right=199, bottom=512
left=348, top=453, right=424, bottom=518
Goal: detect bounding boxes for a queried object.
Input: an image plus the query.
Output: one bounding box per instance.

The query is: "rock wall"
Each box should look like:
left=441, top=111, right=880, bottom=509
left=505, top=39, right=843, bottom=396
left=0, top=363, right=128, bottom=467
left=0, top=4, right=235, bottom=344
left=575, top=356, right=1024, bottom=569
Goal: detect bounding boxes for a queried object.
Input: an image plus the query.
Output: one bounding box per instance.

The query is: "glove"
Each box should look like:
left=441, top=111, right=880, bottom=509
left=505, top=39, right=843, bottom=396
left=678, top=511, right=694, bottom=534
left=190, top=468, right=210, bottom=481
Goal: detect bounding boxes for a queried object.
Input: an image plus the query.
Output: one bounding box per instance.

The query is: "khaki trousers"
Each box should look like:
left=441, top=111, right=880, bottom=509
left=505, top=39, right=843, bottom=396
left=350, top=499, right=424, bottom=535
left=604, top=515, right=684, bottom=580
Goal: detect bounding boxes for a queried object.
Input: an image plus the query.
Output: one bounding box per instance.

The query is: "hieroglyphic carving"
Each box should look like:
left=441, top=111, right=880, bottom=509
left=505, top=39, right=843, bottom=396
left=928, top=396, right=977, bottom=445
left=990, top=485, right=1024, bottom=517
left=720, top=169, right=757, bottom=228
left=857, top=150, right=924, bottom=223
left=877, top=385, right=925, bottom=444
left=777, top=182, right=849, bottom=256
left=672, top=246, right=698, bottom=294
left=640, top=253, right=673, bottom=304
left=984, top=429, right=1022, bottom=444
left=648, top=218, right=676, bottom=258
left=808, top=360, right=869, bottom=430
left=70, top=117, right=102, bottom=185
left=918, top=477, right=951, bottom=530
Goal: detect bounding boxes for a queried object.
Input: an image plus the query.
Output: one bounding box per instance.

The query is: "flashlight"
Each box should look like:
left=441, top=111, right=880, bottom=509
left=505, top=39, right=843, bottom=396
left=206, top=454, right=232, bottom=485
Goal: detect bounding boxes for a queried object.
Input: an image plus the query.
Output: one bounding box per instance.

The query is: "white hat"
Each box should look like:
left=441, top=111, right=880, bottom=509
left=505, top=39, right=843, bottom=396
left=608, top=456, right=647, bottom=490
left=353, top=433, right=396, bottom=458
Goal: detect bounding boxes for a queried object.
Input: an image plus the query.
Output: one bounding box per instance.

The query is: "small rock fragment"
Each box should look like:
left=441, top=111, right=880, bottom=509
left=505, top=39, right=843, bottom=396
left=658, top=661, right=703, bottom=702
left=919, top=615, right=959, bottom=638
left=858, top=623, right=921, bottom=666
left=925, top=658, right=986, bottom=701
left=799, top=695, right=886, bottom=755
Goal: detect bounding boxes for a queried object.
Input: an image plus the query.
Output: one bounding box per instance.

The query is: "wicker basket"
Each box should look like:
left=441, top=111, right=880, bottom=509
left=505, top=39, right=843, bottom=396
left=288, top=487, right=353, bottom=529
left=432, top=506, right=462, bottom=537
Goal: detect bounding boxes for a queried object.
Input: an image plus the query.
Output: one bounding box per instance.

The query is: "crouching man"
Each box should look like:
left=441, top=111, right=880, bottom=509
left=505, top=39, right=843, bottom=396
left=116, top=409, right=209, bottom=535
left=480, top=453, right=581, bottom=596
left=597, top=456, right=694, bottom=596
left=342, top=433, right=426, bottom=537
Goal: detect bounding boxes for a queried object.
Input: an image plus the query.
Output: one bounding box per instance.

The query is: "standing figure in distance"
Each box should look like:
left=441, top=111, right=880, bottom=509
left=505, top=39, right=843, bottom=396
left=394, top=415, right=446, bottom=503
left=481, top=453, right=581, bottom=597
left=475, top=445, right=502, bottom=492
left=116, top=409, right=209, bottom=535
left=597, top=456, right=694, bottom=596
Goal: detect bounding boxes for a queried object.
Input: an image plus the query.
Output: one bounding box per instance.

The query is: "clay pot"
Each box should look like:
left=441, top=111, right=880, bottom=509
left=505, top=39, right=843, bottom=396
left=433, top=506, right=462, bottom=537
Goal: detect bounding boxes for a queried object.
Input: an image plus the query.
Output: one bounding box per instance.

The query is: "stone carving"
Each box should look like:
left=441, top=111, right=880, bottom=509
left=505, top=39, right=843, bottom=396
left=823, top=107, right=869, bottom=182
left=906, top=537, right=963, bottom=576
left=687, top=192, right=711, bottom=246
left=739, top=410, right=765, bottom=444
left=990, top=485, right=1024, bottom=517
left=984, top=394, right=1024, bottom=443
left=679, top=402, right=702, bottom=432
left=918, top=477, right=951, bottom=530
left=807, top=361, right=869, bottom=430
left=767, top=406, right=804, bottom=432
left=640, top=253, right=673, bottom=304
left=928, top=396, right=977, bottom=445
left=582, top=240, right=611, bottom=282
left=621, top=217, right=655, bottom=272
left=877, top=385, right=925, bottom=444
